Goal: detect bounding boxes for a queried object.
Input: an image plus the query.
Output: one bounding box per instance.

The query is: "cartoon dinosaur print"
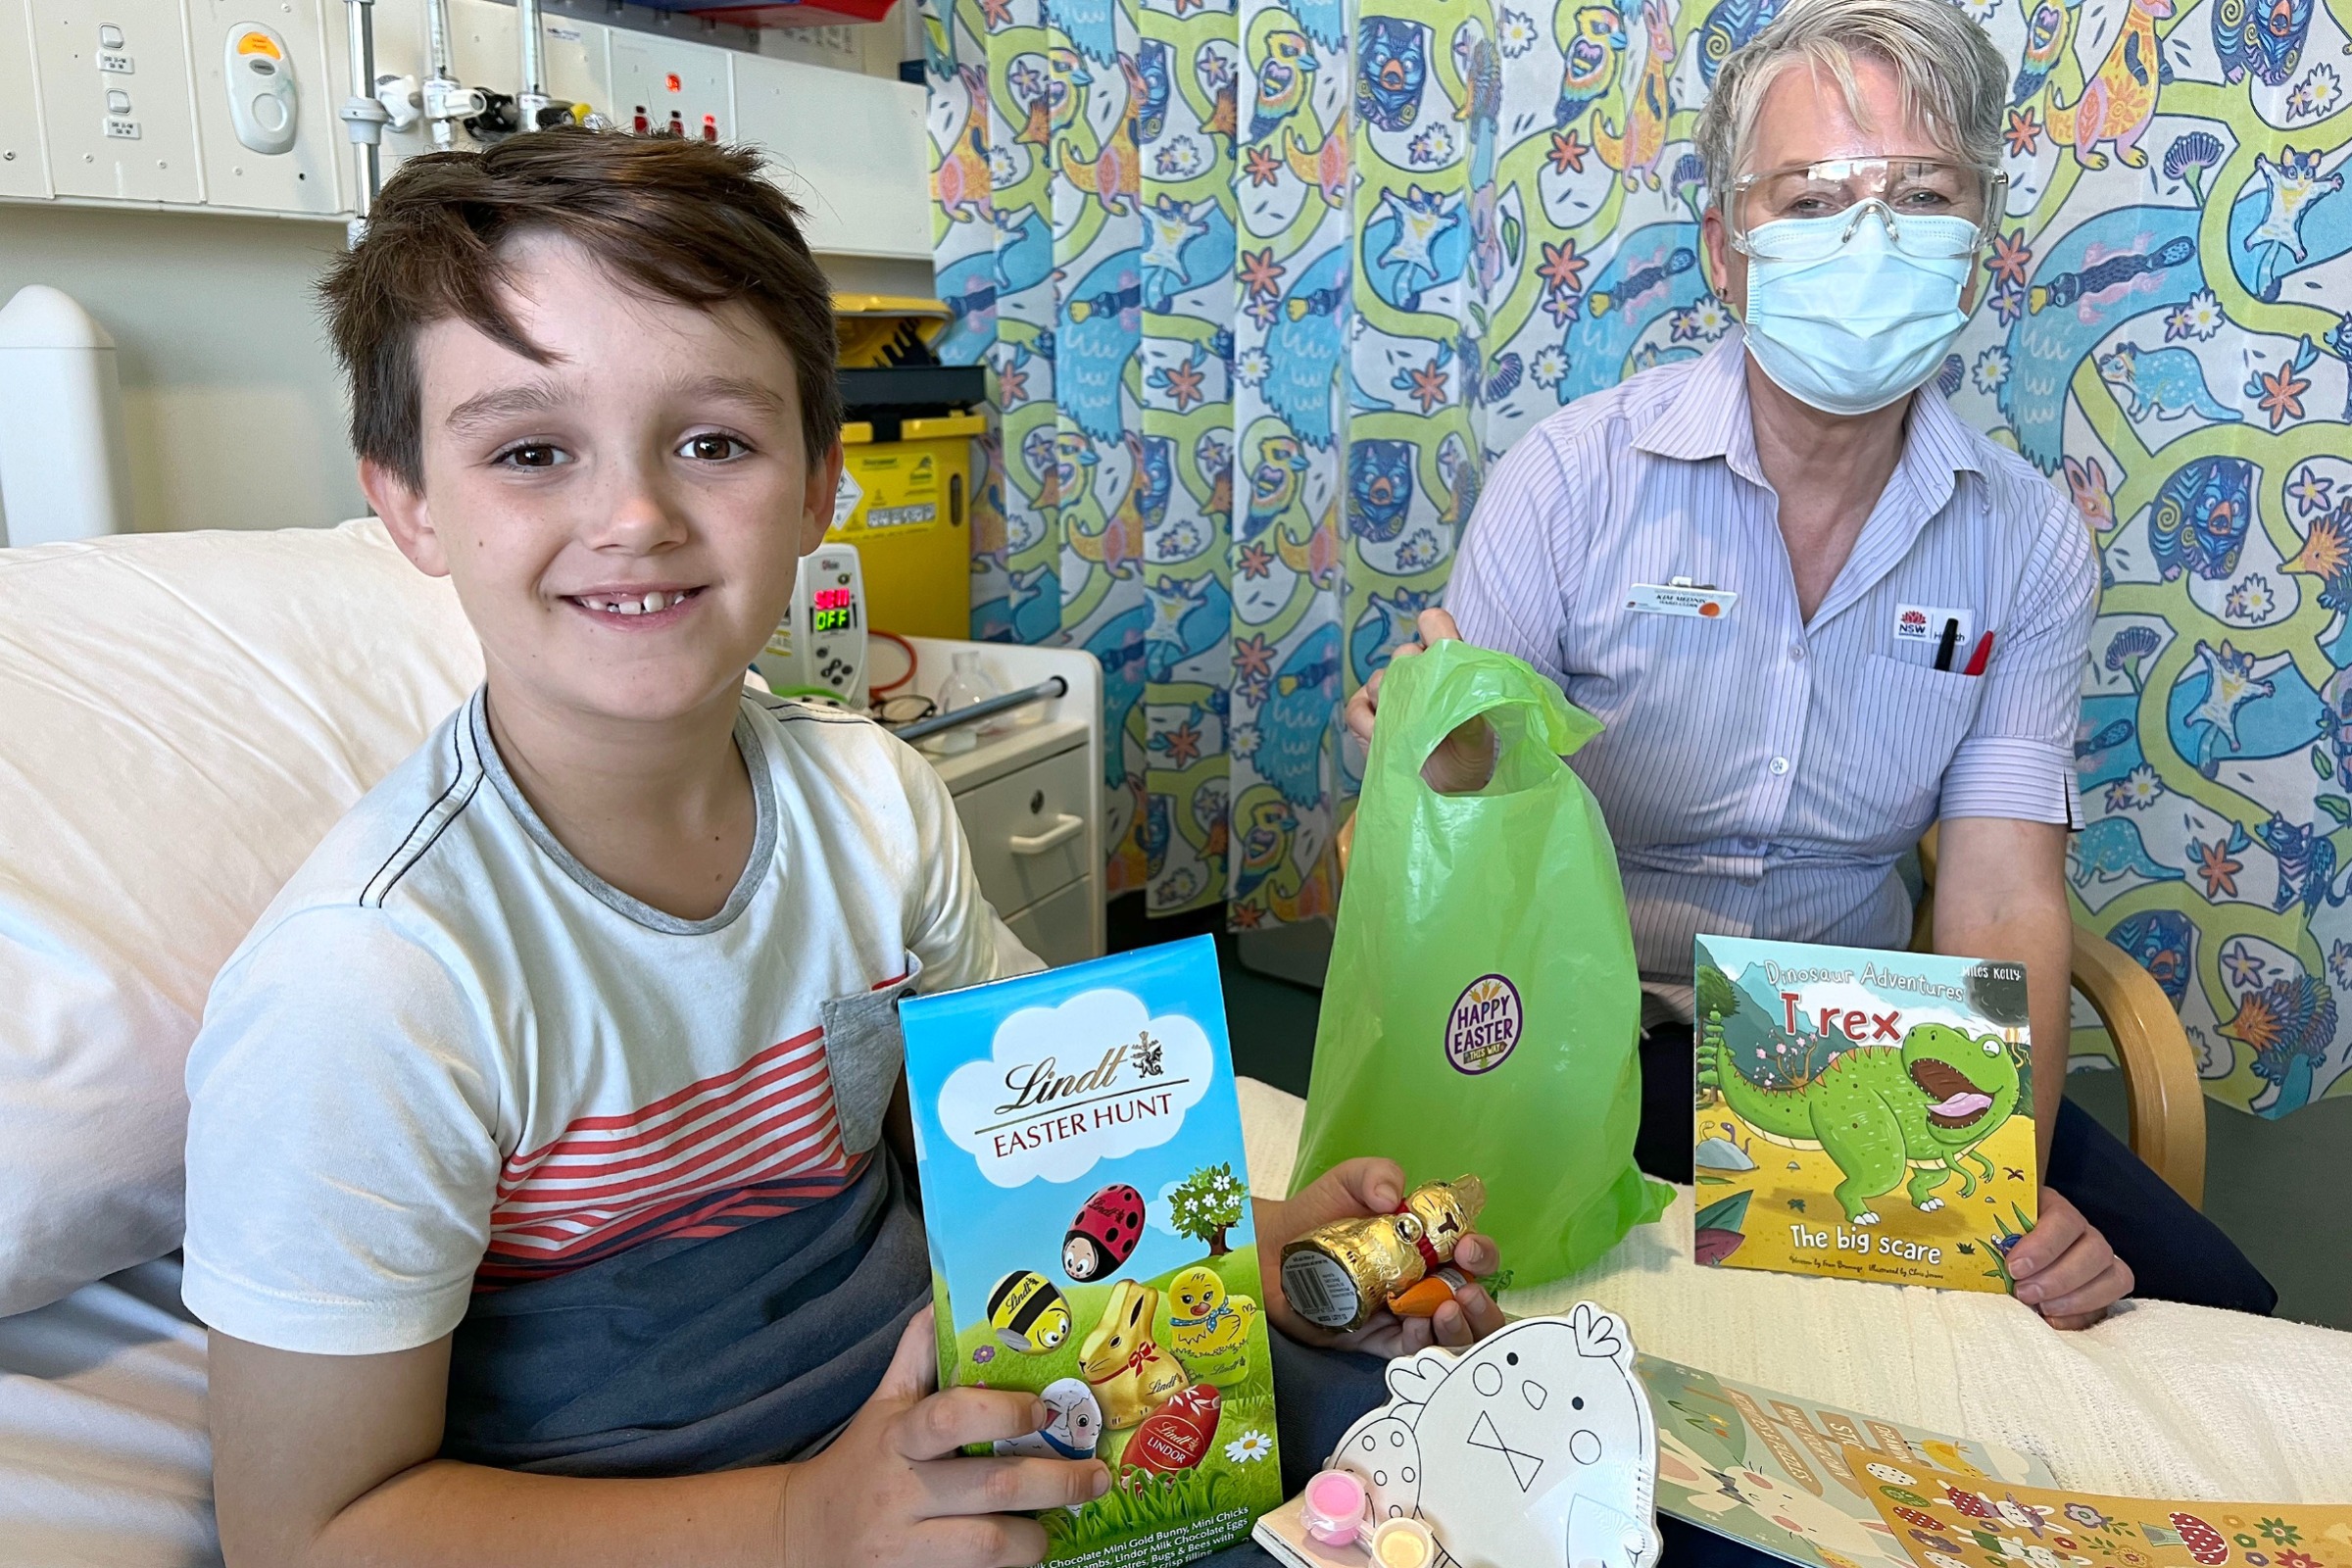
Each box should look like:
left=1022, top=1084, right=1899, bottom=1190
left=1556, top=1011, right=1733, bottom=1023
left=1699, top=1022, right=2023, bottom=1224
left=1594, top=0, right=1675, bottom=190
left=2043, top=0, right=2173, bottom=171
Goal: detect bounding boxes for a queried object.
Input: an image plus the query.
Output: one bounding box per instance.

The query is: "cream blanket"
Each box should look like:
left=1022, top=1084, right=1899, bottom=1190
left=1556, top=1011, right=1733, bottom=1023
left=1239, top=1077, right=2352, bottom=1503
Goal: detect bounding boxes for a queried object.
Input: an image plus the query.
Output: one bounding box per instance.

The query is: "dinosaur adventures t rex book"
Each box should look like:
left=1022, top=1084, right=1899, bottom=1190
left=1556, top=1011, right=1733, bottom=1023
left=1691, top=936, right=2037, bottom=1294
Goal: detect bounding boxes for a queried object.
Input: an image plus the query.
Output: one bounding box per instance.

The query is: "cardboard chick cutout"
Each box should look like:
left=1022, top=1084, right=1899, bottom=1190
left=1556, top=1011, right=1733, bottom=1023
left=1328, top=1303, right=1660, bottom=1568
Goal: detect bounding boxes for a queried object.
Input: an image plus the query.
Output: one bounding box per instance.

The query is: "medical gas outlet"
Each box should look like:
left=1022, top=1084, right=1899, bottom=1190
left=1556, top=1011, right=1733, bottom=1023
left=224, top=23, right=297, bottom=155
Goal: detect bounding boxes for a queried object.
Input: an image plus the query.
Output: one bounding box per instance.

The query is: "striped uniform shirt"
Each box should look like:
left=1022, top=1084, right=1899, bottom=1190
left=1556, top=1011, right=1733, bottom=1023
left=1446, top=329, right=2094, bottom=997
left=184, top=688, right=1033, bottom=1355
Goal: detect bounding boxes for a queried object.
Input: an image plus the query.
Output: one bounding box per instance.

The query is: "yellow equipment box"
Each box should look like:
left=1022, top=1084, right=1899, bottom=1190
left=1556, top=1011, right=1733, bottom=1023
left=831, top=295, right=981, bottom=641
left=831, top=413, right=983, bottom=641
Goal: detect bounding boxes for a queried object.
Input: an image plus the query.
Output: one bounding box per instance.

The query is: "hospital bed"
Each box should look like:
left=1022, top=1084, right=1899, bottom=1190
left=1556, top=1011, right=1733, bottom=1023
left=0, top=523, right=2345, bottom=1568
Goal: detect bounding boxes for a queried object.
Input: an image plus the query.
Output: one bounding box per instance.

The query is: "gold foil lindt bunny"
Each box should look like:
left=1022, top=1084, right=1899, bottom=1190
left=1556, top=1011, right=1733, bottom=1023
left=1278, top=1175, right=1487, bottom=1334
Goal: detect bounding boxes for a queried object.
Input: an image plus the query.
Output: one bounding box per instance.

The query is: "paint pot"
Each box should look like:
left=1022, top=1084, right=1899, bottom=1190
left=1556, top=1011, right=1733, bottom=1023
left=1367, top=1517, right=1437, bottom=1568
left=1299, top=1469, right=1371, bottom=1547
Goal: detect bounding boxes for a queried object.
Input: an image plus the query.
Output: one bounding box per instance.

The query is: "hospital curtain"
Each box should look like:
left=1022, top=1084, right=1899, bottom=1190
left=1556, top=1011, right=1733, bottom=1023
left=921, top=0, right=2352, bottom=1117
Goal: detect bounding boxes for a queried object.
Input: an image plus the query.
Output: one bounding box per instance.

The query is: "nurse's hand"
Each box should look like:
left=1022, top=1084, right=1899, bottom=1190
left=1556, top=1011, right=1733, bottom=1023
left=1342, top=609, right=1494, bottom=793
left=2007, top=1188, right=2132, bottom=1330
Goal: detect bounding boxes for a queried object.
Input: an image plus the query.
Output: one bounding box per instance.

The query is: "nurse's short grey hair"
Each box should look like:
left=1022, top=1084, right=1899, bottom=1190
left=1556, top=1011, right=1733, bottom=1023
left=1693, top=0, right=2008, bottom=207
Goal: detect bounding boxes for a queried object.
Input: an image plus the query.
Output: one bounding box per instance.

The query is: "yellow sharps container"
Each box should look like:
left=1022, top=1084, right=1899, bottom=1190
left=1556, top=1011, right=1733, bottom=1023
left=832, top=295, right=985, bottom=641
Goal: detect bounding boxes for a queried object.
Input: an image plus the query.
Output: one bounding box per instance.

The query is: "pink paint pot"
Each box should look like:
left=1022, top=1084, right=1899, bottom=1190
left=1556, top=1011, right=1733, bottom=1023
left=1300, top=1469, right=1371, bottom=1547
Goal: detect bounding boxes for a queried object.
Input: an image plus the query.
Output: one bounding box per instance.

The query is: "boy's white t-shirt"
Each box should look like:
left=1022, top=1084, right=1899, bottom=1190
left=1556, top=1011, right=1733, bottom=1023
left=183, top=689, right=1036, bottom=1356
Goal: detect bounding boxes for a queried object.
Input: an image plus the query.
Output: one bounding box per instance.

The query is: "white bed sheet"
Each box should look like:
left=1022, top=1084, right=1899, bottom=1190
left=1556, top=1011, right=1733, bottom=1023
left=0, top=1256, right=219, bottom=1568
left=7, top=1084, right=2347, bottom=1567
left=1238, top=1078, right=2352, bottom=1503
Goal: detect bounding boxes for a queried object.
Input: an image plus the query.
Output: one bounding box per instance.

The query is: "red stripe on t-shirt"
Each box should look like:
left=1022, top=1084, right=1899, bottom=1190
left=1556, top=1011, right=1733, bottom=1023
left=479, top=1024, right=862, bottom=1283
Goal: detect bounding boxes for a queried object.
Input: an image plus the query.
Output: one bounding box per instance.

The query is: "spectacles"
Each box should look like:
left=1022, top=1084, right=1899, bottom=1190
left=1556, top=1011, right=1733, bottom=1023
left=1728, top=158, right=2007, bottom=262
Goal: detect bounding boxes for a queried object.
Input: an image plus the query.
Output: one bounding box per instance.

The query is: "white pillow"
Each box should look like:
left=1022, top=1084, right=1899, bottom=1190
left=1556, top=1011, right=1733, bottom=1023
left=0, top=520, right=480, bottom=1316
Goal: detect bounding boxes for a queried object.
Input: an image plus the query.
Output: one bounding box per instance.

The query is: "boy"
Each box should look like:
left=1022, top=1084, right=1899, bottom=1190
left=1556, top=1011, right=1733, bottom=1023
left=184, top=131, right=1501, bottom=1568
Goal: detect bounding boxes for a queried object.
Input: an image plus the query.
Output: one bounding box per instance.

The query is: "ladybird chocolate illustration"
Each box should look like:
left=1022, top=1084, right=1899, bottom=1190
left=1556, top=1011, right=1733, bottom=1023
left=900, top=938, right=1284, bottom=1566
left=1063, top=1183, right=1145, bottom=1281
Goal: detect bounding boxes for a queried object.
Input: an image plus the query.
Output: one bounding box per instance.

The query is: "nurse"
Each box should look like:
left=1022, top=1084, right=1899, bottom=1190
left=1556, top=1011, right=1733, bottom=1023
left=1347, top=0, right=2275, bottom=1324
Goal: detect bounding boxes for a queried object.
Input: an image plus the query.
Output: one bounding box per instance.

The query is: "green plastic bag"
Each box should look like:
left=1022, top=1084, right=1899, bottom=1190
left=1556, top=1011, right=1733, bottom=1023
left=1292, top=639, right=1671, bottom=1289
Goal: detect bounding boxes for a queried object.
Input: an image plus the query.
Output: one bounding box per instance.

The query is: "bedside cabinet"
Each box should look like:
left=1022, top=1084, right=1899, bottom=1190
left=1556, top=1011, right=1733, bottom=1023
left=902, top=637, right=1106, bottom=967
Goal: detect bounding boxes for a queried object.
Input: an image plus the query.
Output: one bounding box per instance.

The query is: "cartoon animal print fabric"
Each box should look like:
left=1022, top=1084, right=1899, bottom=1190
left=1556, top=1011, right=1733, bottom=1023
left=926, top=0, right=2352, bottom=1115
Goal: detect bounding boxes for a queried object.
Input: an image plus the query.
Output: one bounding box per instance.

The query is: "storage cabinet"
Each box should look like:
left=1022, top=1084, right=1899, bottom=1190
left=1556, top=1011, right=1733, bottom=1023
left=903, top=637, right=1106, bottom=969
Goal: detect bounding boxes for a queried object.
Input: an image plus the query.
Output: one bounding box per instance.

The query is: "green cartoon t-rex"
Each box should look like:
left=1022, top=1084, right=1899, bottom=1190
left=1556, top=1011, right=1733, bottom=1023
left=1698, top=1021, right=2023, bottom=1225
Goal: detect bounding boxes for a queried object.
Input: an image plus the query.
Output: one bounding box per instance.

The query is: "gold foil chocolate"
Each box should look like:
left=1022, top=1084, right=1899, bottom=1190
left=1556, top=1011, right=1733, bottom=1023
left=1400, top=1174, right=1486, bottom=1264
left=1280, top=1212, right=1426, bottom=1333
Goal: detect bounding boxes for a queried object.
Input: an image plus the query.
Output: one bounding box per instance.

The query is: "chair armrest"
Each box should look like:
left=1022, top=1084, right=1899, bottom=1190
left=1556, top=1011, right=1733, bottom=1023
left=1336, top=814, right=1355, bottom=882
left=2070, top=927, right=2207, bottom=1209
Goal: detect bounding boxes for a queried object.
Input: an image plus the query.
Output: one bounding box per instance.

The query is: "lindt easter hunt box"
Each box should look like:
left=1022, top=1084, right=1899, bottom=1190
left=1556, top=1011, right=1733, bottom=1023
left=900, top=936, right=1283, bottom=1566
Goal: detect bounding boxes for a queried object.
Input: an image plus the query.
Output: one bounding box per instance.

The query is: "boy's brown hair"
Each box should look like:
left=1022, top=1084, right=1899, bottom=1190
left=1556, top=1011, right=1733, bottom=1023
left=321, top=128, right=842, bottom=489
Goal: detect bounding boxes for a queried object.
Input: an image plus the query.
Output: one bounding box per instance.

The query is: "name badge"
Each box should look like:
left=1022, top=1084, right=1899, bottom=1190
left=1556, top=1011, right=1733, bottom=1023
left=1893, top=604, right=1974, bottom=658
left=1627, top=582, right=1739, bottom=619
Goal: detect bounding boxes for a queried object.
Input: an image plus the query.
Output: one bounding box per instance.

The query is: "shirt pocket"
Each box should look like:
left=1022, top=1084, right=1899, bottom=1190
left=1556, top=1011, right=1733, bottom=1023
left=1844, top=654, right=1987, bottom=832
left=818, top=956, right=921, bottom=1155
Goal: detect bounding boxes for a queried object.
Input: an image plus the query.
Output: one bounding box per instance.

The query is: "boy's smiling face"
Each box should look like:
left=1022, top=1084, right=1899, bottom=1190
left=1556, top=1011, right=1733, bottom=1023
left=366, top=231, right=840, bottom=728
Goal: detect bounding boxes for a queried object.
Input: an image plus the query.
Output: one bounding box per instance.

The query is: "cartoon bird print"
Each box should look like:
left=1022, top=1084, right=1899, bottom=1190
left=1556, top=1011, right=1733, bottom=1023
left=1256, top=623, right=1343, bottom=808
left=1263, top=250, right=1351, bottom=449
left=1233, top=796, right=1298, bottom=902
left=1242, top=434, right=1311, bottom=543
left=1249, top=29, right=1317, bottom=144
left=1556, top=4, right=1629, bottom=127
left=2009, top=0, right=2075, bottom=105
left=1168, top=1265, right=1260, bottom=1383
left=1055, top=252, right=1143, bottom=447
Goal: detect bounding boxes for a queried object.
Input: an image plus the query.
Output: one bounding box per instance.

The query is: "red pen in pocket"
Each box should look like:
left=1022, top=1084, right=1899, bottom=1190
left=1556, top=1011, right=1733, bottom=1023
left=1961, top=631, right=1993, bottom=676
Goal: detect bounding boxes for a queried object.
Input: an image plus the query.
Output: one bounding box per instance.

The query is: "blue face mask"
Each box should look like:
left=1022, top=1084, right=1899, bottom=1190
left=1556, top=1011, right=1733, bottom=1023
left=1739, top=210, right=1980, bottom=416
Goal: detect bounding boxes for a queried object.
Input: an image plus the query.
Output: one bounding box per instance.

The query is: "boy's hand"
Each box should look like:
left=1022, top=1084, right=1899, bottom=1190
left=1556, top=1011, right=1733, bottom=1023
left=2007, top=1188, right=2132, bottom=1330
left=1341, top=610, right=1495, bottom=794
left=1253, top=1157, right=1507, bottom=1359
left=781, top=1308, right=1108, bottom=1568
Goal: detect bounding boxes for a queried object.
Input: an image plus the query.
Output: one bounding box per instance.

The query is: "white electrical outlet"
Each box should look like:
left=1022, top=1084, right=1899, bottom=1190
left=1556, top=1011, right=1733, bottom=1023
left=30, top=0, right=204, bottom=204
left=607, top=27, right=732, bottom=145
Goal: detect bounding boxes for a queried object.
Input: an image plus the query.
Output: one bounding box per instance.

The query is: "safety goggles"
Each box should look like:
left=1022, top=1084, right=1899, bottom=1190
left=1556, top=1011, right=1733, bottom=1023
left=1727, top=158, right=2007, bottom=262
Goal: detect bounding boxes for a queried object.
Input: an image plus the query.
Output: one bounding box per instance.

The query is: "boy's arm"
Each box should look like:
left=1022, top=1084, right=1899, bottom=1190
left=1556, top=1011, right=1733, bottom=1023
left=212, top=1313, right=1105, bottom=1568
left=886, top=738, right=1042, bottom=989
left=210, top=1332, right=789, bottom=1568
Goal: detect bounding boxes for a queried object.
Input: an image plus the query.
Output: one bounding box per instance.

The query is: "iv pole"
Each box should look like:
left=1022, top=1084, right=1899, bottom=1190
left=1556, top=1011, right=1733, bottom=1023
left=336, top=0, right=387, bottom=247
left=516, top=0, right=554, bottom=131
